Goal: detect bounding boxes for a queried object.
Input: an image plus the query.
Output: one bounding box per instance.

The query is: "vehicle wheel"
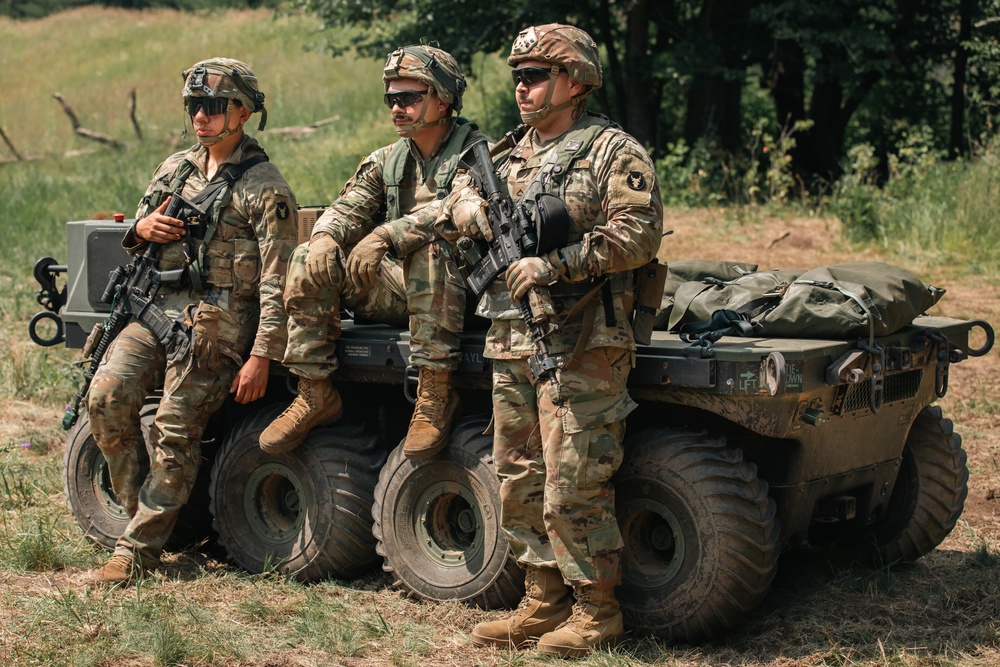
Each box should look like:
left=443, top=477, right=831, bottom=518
left=372, top=416, right=523, bottom=609
left=819, top=406, right=968, bottom=565
left=63, top=403, right=212, bottom=550
left=614, top=427, right=780, bottom=643
left=208, top=406, right=385, bottom=582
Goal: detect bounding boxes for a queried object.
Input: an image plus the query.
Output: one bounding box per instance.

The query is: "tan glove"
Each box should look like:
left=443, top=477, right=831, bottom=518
left=446, top=184, right=494, bottom=242
left=505, top=256, right=561, bottom=300
left=346, top=227, right=391, bottom=290
left=305, top=233, right=339, bottom=290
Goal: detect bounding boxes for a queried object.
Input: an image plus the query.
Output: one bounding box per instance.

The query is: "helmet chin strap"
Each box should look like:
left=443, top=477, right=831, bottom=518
left=394, top=93, right=450, bottom=138
left=182, top=99, right=240, bottom=146
left=520, top=71, right=588, bottom=125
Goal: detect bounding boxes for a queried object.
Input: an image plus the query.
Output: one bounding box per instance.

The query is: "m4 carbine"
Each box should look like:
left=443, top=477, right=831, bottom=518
left=62, top=194, right=204, bottom=430
left=458, top=137, right=569, bottom=382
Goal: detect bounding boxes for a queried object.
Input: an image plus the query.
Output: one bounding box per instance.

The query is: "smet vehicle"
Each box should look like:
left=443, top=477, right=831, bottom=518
left=30, top=216, right=994, bottom=643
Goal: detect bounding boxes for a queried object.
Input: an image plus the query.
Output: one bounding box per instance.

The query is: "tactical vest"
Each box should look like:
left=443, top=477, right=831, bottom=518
left=382, top=119, right=479, bottom=222
left=524, top=113, right=629, bottom=291
left=142, top=151, right=267, bottom=293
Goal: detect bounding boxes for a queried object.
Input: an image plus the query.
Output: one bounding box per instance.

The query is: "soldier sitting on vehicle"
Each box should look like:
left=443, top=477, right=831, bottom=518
left=85, top=58, right=298, bottom=584
left=259, top=45, right=487, bottom=460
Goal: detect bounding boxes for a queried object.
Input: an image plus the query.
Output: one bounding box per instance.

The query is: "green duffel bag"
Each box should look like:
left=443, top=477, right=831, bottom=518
left=653, top=259, right=760, bottom=330
left=756, top=262, right=946, bottom=342
left=666, top=268, right=803, bottom=331
left=672, top=262, right=946, bottom=344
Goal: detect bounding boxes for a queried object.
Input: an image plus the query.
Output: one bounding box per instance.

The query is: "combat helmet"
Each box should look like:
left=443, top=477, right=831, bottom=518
left=181, top=57, right=267, bottom=144
left=508, top=23, right=602, bottom=124
left=383, top=45, right=467, bottom=113
left=508, top=23, right=602, bottom=88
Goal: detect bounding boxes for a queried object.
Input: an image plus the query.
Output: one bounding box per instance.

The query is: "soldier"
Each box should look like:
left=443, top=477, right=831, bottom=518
left=443, top=25, right=663, bottom=657
left=259, top=45, right=486, bottom=459
left=84, top=58, right=298, bottom=584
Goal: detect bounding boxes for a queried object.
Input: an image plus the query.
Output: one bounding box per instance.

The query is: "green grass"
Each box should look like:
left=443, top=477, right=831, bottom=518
left=1, top=7, right=999, bottom=667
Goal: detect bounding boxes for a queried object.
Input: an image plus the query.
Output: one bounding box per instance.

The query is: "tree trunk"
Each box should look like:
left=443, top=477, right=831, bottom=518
left=683, top=0, right=748, bottom=154
left=950, top=0, right=973, bottom=159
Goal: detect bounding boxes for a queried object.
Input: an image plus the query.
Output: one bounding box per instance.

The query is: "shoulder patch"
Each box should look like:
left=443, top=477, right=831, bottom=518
left=276, top=200, right=290, bottom=220
left=627, top=171, right=647, bottom=191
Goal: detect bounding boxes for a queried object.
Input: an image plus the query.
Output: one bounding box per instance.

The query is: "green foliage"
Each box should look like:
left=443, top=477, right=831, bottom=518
left=0, top=0, right=279, bottom=19
left=832, top=135, right=1000, bottom=273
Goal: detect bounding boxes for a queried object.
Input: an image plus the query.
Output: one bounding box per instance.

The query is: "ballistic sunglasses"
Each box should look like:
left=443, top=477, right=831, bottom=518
left=383, top=89, right=430, bottom=109
left=511, top=66, right=565, bottom=87
left=186, top=97, right=234, bottom=117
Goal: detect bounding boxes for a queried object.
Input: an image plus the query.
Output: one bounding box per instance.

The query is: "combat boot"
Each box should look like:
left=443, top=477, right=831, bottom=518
left=259, top=377, right=344, bottom=454
left=403, top=367, right=459, bottom=459
left=471, top=566, right=573, bottom=648
left=536, top=584, right=625, bottom=658
left=85, top=551, right=146, bottom=586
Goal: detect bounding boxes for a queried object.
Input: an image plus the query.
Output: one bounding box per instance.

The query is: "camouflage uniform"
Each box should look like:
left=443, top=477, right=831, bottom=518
left=458, top=24, right=662, bottom=656
left=486, top=114, right=662, bottom=588
left=266, top=45, right=486, bottom=459
left=282, top=129, right=477, bottom=379
left=87, top=61, right=297, bottom=571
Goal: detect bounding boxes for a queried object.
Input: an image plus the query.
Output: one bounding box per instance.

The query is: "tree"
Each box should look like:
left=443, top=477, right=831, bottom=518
left=296, top=0, right=997, bottom=188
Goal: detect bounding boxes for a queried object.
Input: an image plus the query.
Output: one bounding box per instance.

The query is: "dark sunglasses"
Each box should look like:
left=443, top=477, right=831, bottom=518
left=383, top=89, right=430, bottom=109
left=186, top=97, right=233, bottom=117
left=511, top=66, right=564, bottom=87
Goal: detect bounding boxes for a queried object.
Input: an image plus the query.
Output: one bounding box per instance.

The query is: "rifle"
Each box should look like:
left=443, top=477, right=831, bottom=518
left=457, top=137, right=569, bottom=382
left=62, top=194, right=205, bottom=430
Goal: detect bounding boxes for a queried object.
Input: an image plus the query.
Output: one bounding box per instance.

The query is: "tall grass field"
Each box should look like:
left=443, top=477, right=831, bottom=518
left=1, top=7, right=999, bottom=667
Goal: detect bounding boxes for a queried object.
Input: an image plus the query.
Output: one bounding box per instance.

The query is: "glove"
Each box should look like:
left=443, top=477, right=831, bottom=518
left=305, top=233, right=339, bottom=290
left=446, top=184, right=493, bottom=242
left=505, top=256, right=560, bottom=301
left=346, top=228, right=391, bottom=290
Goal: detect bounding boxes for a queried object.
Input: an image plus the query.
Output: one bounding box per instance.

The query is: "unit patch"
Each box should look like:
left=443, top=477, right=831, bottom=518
left=627, top=171, right=647, bottom=191
left=276, top=200, right=289, bottom=220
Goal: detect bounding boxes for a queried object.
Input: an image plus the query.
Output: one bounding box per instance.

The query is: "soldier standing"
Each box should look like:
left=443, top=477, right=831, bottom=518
left=446, top=25, right=663, bottom=657
left=259, top=45, right=486, bottom=459
left=85, top=58, right=298, bottom=583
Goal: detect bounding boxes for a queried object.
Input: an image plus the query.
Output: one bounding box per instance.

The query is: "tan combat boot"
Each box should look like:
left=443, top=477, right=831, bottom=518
left=403, top=367, right=459, bottom=459
left=471, top=566, right=573, bottom=648
left=259, top=377, right=344, bottom=454
left=85, top=552, right=146, bottom=586
left=536, top=584, right=625, bottom=658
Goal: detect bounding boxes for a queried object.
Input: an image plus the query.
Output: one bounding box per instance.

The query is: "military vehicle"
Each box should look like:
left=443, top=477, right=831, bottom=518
left=29, top=216, right=994, bottom=643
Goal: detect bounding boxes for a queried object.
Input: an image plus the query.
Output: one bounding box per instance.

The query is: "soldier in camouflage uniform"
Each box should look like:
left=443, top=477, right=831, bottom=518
left=84, top=58, right=298, bottom=584
left=440, top=25, right=662, bottom=657
left=259, top=45, right=486, bottom=459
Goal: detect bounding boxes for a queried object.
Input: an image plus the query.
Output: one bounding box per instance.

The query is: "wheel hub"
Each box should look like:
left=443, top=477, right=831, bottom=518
left=618, top=498, right=685, bottom=588
left=243, top=463, right=306, bottom=545
left=414, top=481, right=483, bottom=567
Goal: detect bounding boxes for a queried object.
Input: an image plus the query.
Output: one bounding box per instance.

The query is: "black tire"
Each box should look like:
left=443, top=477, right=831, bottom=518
left=63, top=403, right=213, bottom=551
left=820, top=405, right=969, bottom=565
left=372, top=416, right=523, bottom=609
left=614, top=427, right=780, bottom=643
left=208, top=406, right=385, bottom=582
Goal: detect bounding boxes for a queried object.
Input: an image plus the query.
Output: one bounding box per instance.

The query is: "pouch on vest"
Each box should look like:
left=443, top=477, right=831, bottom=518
left=632, top=260, right=668, bottom=345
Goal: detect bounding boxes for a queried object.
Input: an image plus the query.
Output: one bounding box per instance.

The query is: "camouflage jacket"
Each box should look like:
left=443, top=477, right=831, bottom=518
left=482, top=114, right=664, bottom=358
left=311, top=119, right=484, bottom=258
left=124, top=135, right=298, bottom=364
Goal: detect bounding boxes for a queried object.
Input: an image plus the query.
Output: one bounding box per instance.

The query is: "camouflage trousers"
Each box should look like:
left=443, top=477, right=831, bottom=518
left=491, top=346, right=637, bottom=588
left=283, top=238, right=467, bottom=379
left=87, top=320, right=235, bottom=568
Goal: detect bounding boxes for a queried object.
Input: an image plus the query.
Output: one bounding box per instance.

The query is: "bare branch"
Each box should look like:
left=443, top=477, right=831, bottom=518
left=53, top=92, right=124, bottom=148
left=0, top=126, right=23, bottom=161
left=129, top=88, right=143, bottom=141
